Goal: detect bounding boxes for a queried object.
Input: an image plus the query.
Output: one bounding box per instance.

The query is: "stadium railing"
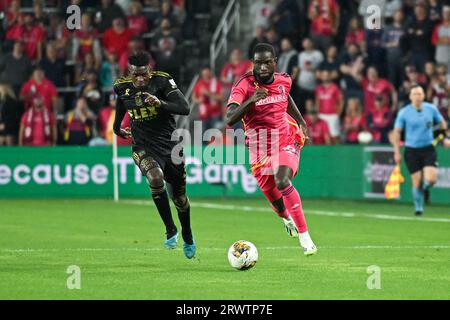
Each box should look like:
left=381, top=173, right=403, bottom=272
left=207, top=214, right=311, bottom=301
left=209, top=0, right=240, bottom=73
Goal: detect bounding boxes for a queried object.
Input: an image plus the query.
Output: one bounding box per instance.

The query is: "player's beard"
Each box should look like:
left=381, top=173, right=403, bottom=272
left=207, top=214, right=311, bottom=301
left=254, top=70, right=274, bottom=84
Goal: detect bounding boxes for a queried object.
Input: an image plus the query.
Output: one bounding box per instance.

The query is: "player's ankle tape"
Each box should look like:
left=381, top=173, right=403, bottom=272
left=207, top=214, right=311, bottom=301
left=150, top=184, right=166, bottom=195
left=175, top=198, right=190, bottom=212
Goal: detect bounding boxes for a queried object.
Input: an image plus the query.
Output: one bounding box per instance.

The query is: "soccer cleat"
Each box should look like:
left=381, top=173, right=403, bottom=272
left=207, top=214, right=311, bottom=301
left=283, top=217, right=299, bottom=238
left=164, top=232, right=178, bottom=249
left=415, top=211, right=423, bottom=216
left=182, top=238, right=196, bottom=259
left=299, top=231, right=317, bottom=256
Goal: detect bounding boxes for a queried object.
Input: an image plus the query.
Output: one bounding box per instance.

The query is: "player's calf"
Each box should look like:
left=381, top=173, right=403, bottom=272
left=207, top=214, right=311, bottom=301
left=147, top=169, right=178, bottom=245
left=172, top=194, right=196, bottom=259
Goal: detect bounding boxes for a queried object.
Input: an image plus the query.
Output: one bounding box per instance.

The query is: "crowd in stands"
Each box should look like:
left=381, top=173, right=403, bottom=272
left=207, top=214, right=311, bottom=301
left=0, top=0, right=207, bottom=146
left=1, top=0, right=450, bottom=147
left=195, top=0, right=450, bottom=145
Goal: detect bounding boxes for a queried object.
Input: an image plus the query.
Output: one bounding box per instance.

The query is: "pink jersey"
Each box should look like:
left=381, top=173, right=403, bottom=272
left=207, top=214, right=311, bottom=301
left=227, top=72, right=303, bottom=167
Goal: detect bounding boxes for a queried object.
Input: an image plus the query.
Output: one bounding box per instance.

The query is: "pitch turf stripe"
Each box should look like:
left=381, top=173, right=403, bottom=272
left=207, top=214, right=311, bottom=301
left=121, top=200, right=450, bottom=223
left=1, top=245, right=450, bottom=253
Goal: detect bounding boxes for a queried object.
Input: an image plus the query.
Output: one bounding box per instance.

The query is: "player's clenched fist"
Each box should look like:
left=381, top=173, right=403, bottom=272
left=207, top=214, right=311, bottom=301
left=143, top=92, right=161, bottom=107
left=444, top=138, right=450, bottom=148
left=250, top=88, right=268, bottom=104
left=117, top=127, right=132, bottom=139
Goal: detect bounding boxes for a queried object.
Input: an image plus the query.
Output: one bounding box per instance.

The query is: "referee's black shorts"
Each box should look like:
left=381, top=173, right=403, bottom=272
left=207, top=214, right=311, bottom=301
left=404, top=145, right=438, bottom=174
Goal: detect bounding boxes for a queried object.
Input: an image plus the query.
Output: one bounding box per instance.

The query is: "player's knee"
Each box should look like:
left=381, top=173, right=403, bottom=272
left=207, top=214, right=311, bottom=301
left=275, top=176, right=291, bottom=190
left=173, top=195, right=190, bottom=212
left=147, top=168, right=165, bottom=188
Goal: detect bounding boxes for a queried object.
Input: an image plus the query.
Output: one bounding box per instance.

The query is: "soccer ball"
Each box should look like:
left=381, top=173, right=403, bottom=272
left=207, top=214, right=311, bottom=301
left=227, top=240, right=258, bottom=270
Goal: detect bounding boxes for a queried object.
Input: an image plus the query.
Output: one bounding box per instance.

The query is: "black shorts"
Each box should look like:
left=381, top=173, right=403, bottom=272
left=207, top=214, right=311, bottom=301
left=404, top=145, right=438, bottom=174
left=132, top=146, right=187, bottom=198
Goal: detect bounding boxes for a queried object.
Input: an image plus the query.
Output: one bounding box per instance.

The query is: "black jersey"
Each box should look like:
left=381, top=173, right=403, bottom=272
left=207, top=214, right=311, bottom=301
left=113, top=71, right=188, bottom=158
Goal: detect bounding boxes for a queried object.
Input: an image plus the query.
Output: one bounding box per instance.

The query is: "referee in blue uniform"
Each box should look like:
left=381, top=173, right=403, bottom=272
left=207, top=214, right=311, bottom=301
left=392, top=85, right=449, bottom=216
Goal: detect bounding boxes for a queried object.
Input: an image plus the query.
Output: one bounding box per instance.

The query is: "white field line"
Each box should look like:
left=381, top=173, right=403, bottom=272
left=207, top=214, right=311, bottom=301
left=1, top=245, right=450, bottom=253
left=121, top=200, right=450, bottom=223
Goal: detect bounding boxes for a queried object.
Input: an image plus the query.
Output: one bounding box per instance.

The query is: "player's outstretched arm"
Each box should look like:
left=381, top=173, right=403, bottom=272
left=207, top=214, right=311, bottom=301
left=391, top=128, right=402, bottom=164
left=287, top=94, right=309, bottom=140
left=287, top=95, right=307, bottom=127
left=226, top=88, right=267, bottom=126
left=159, top=90, right=190, bottom=115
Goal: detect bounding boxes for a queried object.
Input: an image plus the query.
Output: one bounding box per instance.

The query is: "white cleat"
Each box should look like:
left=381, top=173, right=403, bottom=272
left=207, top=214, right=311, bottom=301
left=283, top=216, right=299, bottom=238
left=299, top=231, right=317, bottom=256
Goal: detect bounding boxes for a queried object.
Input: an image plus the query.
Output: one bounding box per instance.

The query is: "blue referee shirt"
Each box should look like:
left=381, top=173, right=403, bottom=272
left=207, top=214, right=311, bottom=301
left=394, top=102, right=443, bottom=148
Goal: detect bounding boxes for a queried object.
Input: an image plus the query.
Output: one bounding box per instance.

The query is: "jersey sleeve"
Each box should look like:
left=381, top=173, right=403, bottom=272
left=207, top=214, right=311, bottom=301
left=394, top=109, right=405, bottom=130
left=160, top=75, right=180, bottom=97
left=431, top=104, right=444, bottom=124
left=227, top=79, right=247, bottom=107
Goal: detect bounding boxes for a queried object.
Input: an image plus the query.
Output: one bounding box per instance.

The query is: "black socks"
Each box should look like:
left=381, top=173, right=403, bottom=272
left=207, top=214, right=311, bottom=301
left=151, top=184, right=177, bottom=238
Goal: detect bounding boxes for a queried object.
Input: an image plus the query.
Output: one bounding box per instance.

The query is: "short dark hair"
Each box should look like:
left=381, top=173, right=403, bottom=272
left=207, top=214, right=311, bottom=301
left=252, top=43, right=276, bottom=58
left=128, top=51, right=150, bottom=67
left=409, top=84, right=424, bottom=94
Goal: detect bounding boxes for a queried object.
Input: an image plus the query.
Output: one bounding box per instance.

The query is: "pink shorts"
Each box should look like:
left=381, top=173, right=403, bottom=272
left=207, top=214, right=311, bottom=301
left=251, top=140, right=302, bottom=192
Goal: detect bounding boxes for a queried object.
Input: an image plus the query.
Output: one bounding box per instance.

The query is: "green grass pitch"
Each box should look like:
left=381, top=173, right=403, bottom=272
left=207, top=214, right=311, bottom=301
left=0, top=198, right=449, bottom=299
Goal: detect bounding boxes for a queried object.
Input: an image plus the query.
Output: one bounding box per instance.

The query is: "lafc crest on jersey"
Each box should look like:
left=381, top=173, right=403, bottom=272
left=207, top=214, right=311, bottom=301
left=128, top=92, right=159, bottom=120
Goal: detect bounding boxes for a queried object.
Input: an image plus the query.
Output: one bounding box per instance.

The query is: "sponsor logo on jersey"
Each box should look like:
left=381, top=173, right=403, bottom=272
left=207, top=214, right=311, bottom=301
left=255, top=94, right=288, bottom=106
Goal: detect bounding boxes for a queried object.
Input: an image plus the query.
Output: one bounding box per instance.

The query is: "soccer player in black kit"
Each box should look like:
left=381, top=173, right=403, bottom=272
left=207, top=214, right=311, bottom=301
left=113, top=51, right=195, bottom=259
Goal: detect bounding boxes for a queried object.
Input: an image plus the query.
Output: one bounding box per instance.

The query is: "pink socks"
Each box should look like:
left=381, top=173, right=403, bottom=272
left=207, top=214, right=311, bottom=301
left=280, top=184, right=308, bottom=233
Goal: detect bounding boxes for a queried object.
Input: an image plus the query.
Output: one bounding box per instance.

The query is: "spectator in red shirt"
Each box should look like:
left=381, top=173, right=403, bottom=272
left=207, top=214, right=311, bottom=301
left=308, top=0, right=340, bottom=52
left=345, top=17, right=366, bottom=51
left=20, top=66, right=58, bottom=111
left=343, top=97, right=365, bottom=144
left=72, top=13, right=102, bottom=69
left=220, top=48, right=253, bottom=96
left=98, top=93, right=131, bottom=145
left=127, top=1, right=149, bottom=36
left=8, top=13, right=46, bottom=62
left=64, top=97, right=96, bottom=146
left=193, top=67, right=224, bottom=131
left=365, top=96, right=392, bottom=144
left=315, top=69, right=343, bottom=144
left=102, top=17, right=134, bottom=58
left=4, top=0, right=22, bottom=30
left=304, top=108, right=331, bottom=145
left=18, top=95, right=57, bottom=146
left=362, top=66, right=397, bottom=113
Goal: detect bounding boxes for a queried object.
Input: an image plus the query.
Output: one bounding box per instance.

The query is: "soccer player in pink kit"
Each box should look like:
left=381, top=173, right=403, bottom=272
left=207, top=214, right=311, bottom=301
left=226, top=43, right=317, bottom=256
